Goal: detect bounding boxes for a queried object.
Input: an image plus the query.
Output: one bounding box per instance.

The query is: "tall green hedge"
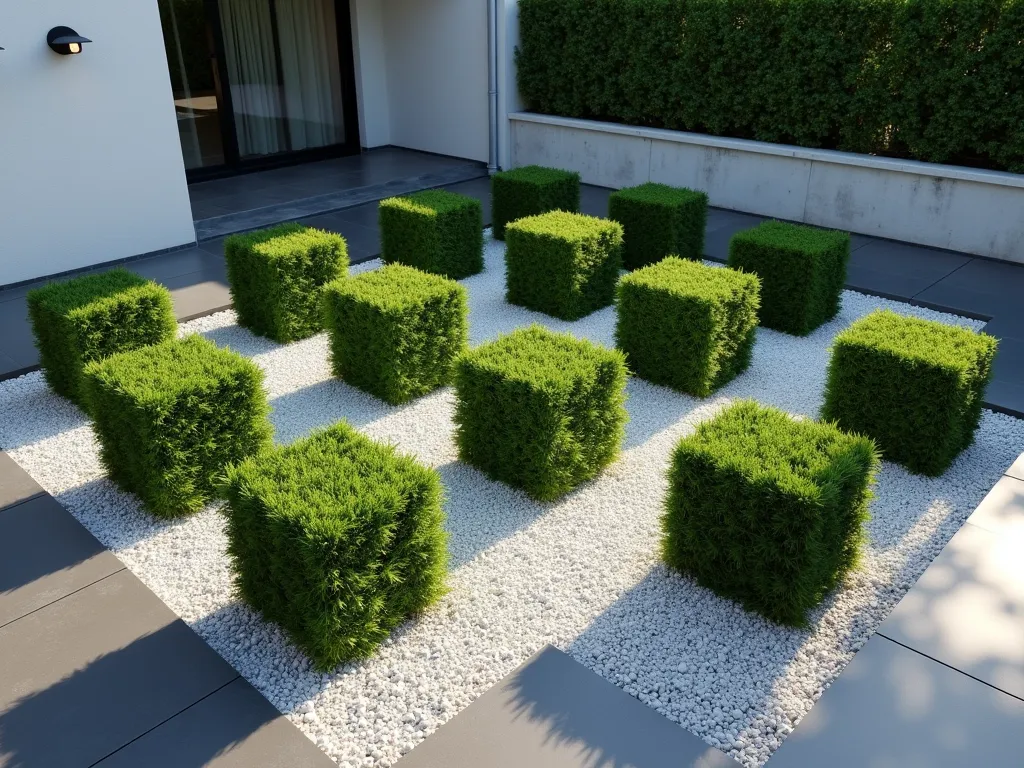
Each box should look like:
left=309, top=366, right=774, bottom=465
left=516, top=0, right=1024, bottom=173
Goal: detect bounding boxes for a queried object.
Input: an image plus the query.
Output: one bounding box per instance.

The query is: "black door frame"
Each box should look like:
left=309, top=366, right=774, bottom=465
left=185, top=0, right=361, bottom=184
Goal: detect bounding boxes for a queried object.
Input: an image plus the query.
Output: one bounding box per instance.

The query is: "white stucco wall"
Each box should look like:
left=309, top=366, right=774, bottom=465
left=0, top=1, right=196, bottom=286
left=378, top=0, right=488, bottom=163
left=350, top=0, right=391, bottom=148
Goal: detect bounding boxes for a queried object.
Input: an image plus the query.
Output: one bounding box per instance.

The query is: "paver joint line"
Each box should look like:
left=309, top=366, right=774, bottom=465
left=0, top=566, right=128, bottom=632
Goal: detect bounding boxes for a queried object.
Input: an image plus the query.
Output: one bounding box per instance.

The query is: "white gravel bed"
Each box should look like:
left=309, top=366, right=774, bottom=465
left=2, top=233, right=1021, bottom=768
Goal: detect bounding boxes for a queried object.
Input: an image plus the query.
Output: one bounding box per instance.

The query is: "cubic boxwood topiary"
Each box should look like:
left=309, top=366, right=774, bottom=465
left=727, top=221, right=850, bottom=336
left=608, top=183, right=709, bottom=269
left=821, top=310, right=998, bottom=476
left=224, top=223, right=348, bottom=343
left=222, top=421, right=447, bottom=670
left=491, top=165, right=580, bottom=240
left=505, top=211, right=623, bottom=321
left=663, top=400, right=878, bottom=627
left=82, top=335, right=272, bottom=518
left=27, top=269, right=176, bottom=408
left=379, top=190, right=484, bottom=279
left=616, top=257, right=760, bottom=396
left=322, top=264, right=468, bottom=405
left=454, top=325, right=628, bottom=501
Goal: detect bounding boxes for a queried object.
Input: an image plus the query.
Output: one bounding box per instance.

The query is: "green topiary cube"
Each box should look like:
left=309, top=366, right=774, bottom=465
left=224, top=223, right=348, bottom=343
left=491, top=165, right=580, bottom=240
left=608, top=183, right=709, bottom=269
left=222, top=421, right=447, bottom=670
left=821, top=310, right=997, bottom=476
left=379, top=190, right=483, bottom=279
left=454, top=325, right=628, bottom=500
left=663, top=400, right=878, bottom=627
left=82, top=335, right=272, bottom=518
left=27, top=269, right=176, bottom=408
left=727, top=221, right=850, bottom=336
left=505, top=211, right=623, bottom=321
left=322, top=264, right=468, bottom=405
left=616, top=258, right=760, bottom=396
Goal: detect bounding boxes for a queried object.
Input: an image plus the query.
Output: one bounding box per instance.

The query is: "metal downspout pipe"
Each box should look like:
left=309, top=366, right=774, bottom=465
left=487, top=0, right=500, bottom=174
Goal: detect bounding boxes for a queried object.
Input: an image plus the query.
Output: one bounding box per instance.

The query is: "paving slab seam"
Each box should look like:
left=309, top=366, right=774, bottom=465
left=910, top=258, right=975, bottom=303
left=0, top=566, right=127, bottom=631
left=0, top=490, right=46, bottom=512
left=83, top=674, right=242, bottom=768
left=873, top=633, right=1024, bottom=704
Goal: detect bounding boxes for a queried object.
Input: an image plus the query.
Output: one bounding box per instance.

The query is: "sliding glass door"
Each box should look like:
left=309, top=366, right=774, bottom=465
left=158, top=0, right=359, bottom=179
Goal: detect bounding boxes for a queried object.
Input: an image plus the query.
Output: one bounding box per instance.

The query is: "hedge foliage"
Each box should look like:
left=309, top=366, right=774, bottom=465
left=322, top=264, right=468, bottom=405
left=663, top=401, right=879, bottom=626
left=728, top=221, right=849, bottom=336
left=616, top=258, right=760, bottom=396
left=28, top=269, right=176, bottom=409
left=83, top=335, right=272, bottom=518
left=379, top=190, right=484, bottom=279
left=454, top=325, right=628, bottom=501
left=822, top=310, right=997, bottom=476
left=491, top=165, right=580, bottom=240
left=225, top=223, right=348, bottom=343
left=516, top=0, right=1024, bottom=173
left=222, top=421, right=447, bottom=670
left=505, top=211, right=623, bottom=321
left=608, top=183, right=708, bottom=269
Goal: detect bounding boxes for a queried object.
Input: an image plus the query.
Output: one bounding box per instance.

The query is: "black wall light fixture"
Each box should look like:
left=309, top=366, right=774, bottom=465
left=47, top=26, right=90, bottom=55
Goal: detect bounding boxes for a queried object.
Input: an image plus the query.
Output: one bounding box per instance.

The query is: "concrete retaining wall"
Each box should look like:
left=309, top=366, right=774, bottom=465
left=510, top=112, right=1024, bottom=263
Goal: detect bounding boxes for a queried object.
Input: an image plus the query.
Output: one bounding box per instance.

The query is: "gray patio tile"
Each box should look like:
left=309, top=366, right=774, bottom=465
left=878, top=521, right=1024, bottom=700
left=580, top=185, right=613, bottom=218
left=844, top=264, right=934, bottom=301
left=0, top=299, right=36, bottom=370
left=984, top=377, right=1024, bottom=419
left=851, top=240, right=970, bottom=281
left=705, top=208, right=766, bottom=235
left=0, top=569, right=238, bottom=768
left=914, top=258, right=1024, bottom=319
left=93, top=677, right=334, bottom=768
left=0, top=453, right=44, bottom=510
left=126, top=248, right=224, bottom=283
left=0, top=494, right=123, bottom=628
left=395, top=645, right=737, bottom=768
left=964, top=475, right=1024, bottom=538
left=1007, top=452, right=1024, bottom=482
left=769, top=635, right=1024, bottom=768
left=328, top=200, right=382, bottom=228
left=164, top=268, right=232, bottom=322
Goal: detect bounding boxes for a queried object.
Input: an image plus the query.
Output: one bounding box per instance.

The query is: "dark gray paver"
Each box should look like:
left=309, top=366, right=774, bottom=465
left=0, top=494, right=123, bottom=628
left=0, top=569, right=238, bottom=768
left=851, top=240, right=971, bottom=290
left=878, top=520, right=1024, bottom=701
left=93, top=677, right=335, bottom=768
left=0, top=452, right=44, bottom=509
left=164, top=268, right=233, bottom=322
left=395, top=645, right=737, bottom=768
left=769, top=635, right=1024, bottom=768
left=915, top=257, right=1024, bottom=318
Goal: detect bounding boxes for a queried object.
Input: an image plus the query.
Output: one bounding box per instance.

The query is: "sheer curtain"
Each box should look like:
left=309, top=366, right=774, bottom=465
left=275, top=0, right=346, bottom=150
left=219, top=0, right=286, bottom=157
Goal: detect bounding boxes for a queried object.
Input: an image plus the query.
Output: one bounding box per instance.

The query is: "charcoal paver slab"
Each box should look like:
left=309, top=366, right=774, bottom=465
left=93, top=677, right=335, bottom=768
left=0, top=569, right=238, bottom=768
left=879, top=520, right=1024, bottom=700
left=395, top=645, right=737, bottom=768
left=0, top=452, right=44, bottom=510
left=0, top=494, right=123, bottom=627
left=769, top=635, right=1024, bottom=768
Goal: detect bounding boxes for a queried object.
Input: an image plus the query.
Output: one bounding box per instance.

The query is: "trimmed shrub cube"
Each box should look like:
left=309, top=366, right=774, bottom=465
left=727, top=221, right=850, bottom=336
left=82, top=335, right=272, bottom=518
left=505, top=211, right=623, bottom=321
left=379, top=190, right=483, bottom=279
left=608, top=183, right=709, bottom=269
left=491, top=165, right=580, bottom=240
left=454, top=326, right=627, bottom=501
left=822, top=310, right=997, bottom=476
left=323, top=264, right=468, bottom=404
left=27, top=269, right=176, bottom=408
left=616, top=258, right=760, bottom=396
left=663, top=401, right=878, bottom=627
left=225, top=223, right=348, bottom=343
left=222, top=421, right=447, bottom=670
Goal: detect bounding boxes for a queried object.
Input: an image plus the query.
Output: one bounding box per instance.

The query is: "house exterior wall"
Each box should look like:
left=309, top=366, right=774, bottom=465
left=0, top=1, right=196, bottom=286
left=377, top=0, right=489, bottom=163
left=350, top=0, right=391, bottom=148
